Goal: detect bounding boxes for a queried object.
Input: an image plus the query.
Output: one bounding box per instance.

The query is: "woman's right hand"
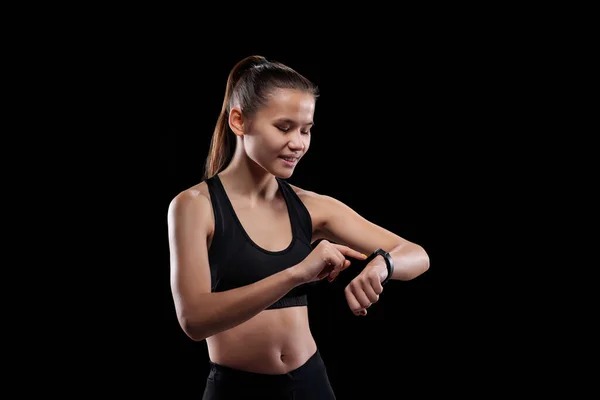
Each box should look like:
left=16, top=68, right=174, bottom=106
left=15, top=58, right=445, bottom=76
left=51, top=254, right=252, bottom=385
left=294, top=239, right=367, bottom=284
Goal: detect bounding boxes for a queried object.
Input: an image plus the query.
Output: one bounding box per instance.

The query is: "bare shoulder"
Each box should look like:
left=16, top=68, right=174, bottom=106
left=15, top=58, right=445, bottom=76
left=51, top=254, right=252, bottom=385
left=287, top=183, right=340, bottom=230
left=167, top=181, right=214, bottom=233
left=288, top=182, right=344, bottom=207
left=168, top=181, right=211, bottom=212
left=288, top=182, right=323, bottom=205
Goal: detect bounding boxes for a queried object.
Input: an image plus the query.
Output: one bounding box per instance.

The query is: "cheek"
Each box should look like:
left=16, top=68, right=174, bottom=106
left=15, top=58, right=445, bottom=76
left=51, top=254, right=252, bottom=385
left=244, top=134, right=275, bottom=158
left=303, top=136, right=311, bottom=150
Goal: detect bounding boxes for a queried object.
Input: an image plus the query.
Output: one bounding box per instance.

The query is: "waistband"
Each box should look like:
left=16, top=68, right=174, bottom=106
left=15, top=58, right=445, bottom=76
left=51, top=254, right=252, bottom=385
left=208, top=349, right=323, bottom=385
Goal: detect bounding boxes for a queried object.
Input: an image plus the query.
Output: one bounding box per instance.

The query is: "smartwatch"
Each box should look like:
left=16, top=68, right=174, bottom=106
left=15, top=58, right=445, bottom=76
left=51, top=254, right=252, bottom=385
left=365, top=248, right=394, bottom=285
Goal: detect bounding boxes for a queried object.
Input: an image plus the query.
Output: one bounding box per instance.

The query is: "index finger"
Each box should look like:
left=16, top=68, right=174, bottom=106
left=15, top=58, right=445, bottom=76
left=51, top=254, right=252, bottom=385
left=333, top=244, right=368, bottom=261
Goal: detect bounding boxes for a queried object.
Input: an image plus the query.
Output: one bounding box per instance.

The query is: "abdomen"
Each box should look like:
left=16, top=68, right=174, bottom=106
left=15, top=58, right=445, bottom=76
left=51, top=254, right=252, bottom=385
left=206, top=306, right=317, bottom=374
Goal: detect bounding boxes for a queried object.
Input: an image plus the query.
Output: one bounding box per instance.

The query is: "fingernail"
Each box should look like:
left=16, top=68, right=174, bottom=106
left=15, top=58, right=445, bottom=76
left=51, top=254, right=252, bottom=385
left=362, top=253, right=367, bottom=258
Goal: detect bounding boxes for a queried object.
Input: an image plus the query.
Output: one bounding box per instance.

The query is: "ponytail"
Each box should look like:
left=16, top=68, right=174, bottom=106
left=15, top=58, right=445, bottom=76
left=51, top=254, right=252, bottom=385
left=203, top=56, right=267, bottom=180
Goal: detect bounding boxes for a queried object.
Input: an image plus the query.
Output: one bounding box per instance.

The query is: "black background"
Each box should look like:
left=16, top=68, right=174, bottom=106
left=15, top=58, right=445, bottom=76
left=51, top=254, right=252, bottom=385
left=57, top=36, right=513, bottom=397
left=149, top=50, right=477, bottom=398
left=7, top=4, right=577, bottom=393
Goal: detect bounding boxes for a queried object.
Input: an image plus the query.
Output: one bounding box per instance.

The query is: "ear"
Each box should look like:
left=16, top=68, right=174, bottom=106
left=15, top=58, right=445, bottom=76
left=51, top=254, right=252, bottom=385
left=228, top=107, right=245, bottom=137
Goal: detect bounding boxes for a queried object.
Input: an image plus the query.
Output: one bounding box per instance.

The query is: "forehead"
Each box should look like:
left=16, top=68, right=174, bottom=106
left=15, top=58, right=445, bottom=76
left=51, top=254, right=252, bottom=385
left=258, top=88, right=315, bottom=122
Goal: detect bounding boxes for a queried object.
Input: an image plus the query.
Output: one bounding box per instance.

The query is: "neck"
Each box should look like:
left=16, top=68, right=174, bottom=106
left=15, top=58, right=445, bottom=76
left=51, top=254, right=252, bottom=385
left=219, top=151, right=279, bottom=202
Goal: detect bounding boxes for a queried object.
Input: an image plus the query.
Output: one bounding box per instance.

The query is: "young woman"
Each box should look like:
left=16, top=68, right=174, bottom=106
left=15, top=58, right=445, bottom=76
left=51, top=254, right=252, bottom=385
left=167, top=55, right=430, bottom=399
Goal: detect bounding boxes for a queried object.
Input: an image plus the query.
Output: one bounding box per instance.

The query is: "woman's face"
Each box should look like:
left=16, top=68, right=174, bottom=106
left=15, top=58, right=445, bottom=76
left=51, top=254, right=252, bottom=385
left=243, top=88, right=315, bottom=178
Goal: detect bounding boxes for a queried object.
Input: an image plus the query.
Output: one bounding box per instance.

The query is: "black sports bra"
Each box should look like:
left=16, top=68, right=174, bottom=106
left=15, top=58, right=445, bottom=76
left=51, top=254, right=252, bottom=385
left=205, top=174, right=315, bottom=309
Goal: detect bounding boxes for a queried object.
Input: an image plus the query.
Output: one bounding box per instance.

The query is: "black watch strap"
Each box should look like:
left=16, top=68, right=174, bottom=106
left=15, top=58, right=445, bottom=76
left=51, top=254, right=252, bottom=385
left=365, top=248, right=394, bottom=285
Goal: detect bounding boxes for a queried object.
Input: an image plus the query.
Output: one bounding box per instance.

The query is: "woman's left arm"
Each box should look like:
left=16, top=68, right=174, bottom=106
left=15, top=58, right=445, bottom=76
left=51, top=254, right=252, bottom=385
left=300, top=191, right=430, bottom=315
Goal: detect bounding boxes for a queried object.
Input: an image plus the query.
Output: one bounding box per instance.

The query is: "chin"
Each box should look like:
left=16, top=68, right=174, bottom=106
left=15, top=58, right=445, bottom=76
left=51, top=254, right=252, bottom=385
left=272, top=167, right=294, bottom=179
left=276, top=170, right=294, bottom=179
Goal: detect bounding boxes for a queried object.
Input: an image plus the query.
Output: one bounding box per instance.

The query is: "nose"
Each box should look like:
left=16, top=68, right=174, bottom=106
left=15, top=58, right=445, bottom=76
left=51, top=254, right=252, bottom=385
left=287, top=130, right=305, bottom=151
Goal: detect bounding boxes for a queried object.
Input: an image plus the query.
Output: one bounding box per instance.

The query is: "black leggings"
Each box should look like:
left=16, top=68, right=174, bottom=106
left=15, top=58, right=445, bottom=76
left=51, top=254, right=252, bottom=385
left=202, top=349, right=336, bottom=399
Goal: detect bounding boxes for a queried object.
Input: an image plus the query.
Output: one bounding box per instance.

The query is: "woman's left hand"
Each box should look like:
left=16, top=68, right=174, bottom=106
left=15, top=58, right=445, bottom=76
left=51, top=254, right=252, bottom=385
left=344, top=263, right=387, bottom=316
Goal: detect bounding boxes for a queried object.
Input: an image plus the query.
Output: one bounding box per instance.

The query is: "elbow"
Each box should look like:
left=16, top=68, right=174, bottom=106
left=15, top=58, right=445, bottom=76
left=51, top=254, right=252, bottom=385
left=411, top=244, right=430, bottom=276
left=178, top=315, right=208, bottom=342
left=402, top=244, right=430, bottom=280
left=421, top=246, right=430, bottom=274
left=173, top=294, right=213, bottom=341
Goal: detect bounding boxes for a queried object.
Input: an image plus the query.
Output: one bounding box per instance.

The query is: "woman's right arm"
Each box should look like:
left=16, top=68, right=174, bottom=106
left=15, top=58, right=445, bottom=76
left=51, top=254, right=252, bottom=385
left=167, top=191, right=305, bottom=342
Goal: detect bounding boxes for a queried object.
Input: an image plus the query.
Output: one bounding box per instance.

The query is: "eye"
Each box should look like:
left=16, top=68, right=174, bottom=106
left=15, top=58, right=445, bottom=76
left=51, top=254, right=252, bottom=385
left=276, top=125, right=311, bottom=135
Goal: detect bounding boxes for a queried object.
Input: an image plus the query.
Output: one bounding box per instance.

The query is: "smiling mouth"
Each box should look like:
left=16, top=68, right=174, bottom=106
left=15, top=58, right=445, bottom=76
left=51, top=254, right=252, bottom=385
left=279, top=156, right=298, bottom=162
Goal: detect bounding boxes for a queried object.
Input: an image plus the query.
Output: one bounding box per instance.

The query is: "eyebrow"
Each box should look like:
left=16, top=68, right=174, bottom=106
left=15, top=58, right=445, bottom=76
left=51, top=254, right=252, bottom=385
left=275, top=118, right=314, bottom=126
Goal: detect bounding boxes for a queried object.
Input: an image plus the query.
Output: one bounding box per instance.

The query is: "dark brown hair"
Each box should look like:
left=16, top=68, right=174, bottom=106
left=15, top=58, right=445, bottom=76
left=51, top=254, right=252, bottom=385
left=203, top=55, right=319, bottom=180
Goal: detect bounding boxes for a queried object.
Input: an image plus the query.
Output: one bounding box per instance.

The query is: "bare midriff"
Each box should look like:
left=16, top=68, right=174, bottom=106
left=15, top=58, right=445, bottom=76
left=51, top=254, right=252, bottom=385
left=206, top=306, right=317, bottom=374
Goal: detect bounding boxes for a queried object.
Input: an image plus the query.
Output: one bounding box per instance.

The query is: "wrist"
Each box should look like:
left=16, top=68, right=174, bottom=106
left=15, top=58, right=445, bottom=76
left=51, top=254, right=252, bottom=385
left=365, top=254, right=387, bottom=282
left=287, top=264, right=307, bottom=286
left=368, top=261, right=388, bottom=282
left=366, top=248, right=394, bottom=285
